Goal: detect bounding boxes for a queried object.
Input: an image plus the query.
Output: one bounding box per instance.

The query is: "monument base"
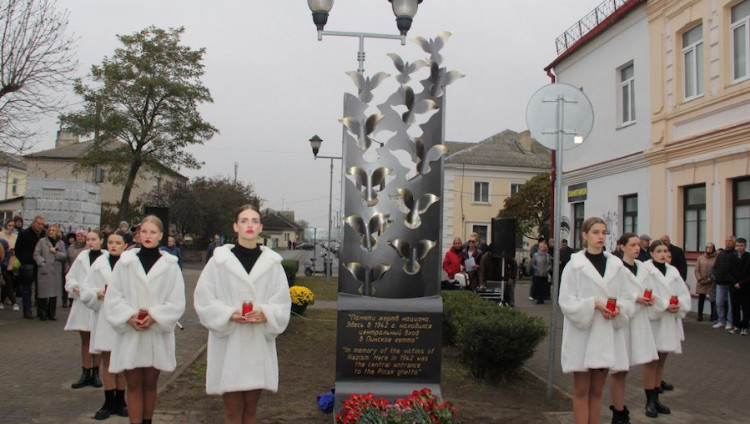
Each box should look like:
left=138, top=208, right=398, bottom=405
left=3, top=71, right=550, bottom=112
left=334, top=294, right=443, bottom=410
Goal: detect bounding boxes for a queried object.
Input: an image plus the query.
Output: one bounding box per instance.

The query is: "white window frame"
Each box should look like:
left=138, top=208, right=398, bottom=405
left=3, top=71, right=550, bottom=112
left=731, top=0, right=750, bottom=83
left=473, top=181, right=490, bottom=204
left=510, top=182, right=523, bottom=196
left=11, top=178, right=18, bottom=195
left=682, top=24, right=704, bottom=101
left=618, top=63, right=636, bottom=126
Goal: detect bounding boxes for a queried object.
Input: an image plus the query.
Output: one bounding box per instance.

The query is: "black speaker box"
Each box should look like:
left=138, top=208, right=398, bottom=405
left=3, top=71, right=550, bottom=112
left=491, top=217, right=516, bottom=258
left=143, top=206, right=169, bottom=246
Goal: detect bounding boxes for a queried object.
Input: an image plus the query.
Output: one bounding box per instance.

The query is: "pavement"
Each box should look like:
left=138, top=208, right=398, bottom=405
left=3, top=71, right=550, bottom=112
left=2, top=267, right=748, bottom=423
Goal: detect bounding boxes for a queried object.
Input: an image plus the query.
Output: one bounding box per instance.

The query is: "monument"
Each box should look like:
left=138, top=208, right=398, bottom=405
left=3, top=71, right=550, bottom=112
left=335, top=32, right=463, bottom=405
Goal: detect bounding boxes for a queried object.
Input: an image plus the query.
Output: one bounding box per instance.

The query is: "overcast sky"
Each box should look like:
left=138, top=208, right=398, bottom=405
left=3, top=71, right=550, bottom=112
left=32, top=0, right=602, bottom=229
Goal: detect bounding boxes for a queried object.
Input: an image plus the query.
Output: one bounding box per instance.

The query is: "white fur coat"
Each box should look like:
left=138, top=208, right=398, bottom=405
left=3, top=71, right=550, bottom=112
left=79, top=252, right=117, bottom=354
left=104, top=249, right=185, bottom=372
left=642, top=260, right=691, bottom=354
left=559, top=251, right=633, bottom=373
left=64, top=250, right=98, bottom=331
left=619, top=259, right=659, bottom=366
left=194, top=245, right=291, bottom=395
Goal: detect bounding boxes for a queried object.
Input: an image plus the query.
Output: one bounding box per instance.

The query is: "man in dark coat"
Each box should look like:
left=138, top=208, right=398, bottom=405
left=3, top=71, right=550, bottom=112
left=14, top=215, right=45, bottom=319
left=729, top=238, right=750, bottom=335
left=660, top=234, right=688, bottom=281
left=638, top=234, right=651, bottom=262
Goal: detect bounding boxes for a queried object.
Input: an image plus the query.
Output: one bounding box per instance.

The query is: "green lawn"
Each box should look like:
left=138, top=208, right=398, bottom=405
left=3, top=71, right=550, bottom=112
left=294, top=275, right=338, bottom=302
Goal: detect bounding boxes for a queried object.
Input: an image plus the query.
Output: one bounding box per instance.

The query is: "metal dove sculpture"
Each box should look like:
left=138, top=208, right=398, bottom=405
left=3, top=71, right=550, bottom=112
left=346, top=71, right=390, bottom=104
left=388, top=238, right=436, bottom=275
left=395, top=188, right=440, bottom=229
left=346, top=166, right=392, bottom=207
left=344, top=212, right=391, bottom=252
left=340, top=113, right=385, bottom=151
left=344, top=262, right=392, bottom=296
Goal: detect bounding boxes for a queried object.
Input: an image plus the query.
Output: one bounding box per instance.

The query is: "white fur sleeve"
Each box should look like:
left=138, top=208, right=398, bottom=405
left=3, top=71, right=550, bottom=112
left=193, top=262, right=237, bottom=338
left=257, top=264, right=292, bottom=339
left=148, top=266, right=186, bottom=334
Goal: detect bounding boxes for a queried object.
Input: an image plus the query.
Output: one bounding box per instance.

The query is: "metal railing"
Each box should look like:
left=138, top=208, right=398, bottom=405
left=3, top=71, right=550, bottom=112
left=554, top=0, right=630, bottom=55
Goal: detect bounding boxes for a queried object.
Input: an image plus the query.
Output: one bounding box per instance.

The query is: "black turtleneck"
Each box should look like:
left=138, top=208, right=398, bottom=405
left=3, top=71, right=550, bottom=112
left=137, top=246, right=162, bottom=274
left=653, top=261, right=667, bottom=276
left=89, top=249, right=103, bottom=264
left=623, top=261, right=637, bottom=276
left=108, top=254, right=120, bottom=270
left=585, top=251, right=607, bottom=277
left=232, top=244, right=262, bottom=274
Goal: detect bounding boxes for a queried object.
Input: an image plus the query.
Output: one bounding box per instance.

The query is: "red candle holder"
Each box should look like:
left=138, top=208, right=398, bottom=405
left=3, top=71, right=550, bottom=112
left=606, top=297, right=617, bottom=313
left=242, top=301, right=254, bottom=317
left=643, top=288, right=652, bottom=299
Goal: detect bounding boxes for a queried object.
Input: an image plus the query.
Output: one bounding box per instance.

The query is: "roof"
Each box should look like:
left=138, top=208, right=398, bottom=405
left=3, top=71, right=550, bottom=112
left=545, top=0, right=646, bottom=73
left=261, top=209, right=303, bottom=232
left=25, top=139, right=187, bottom=180
left=445, top=129, right=551, bottom=169
left=0, top=151, right=27, bottom=170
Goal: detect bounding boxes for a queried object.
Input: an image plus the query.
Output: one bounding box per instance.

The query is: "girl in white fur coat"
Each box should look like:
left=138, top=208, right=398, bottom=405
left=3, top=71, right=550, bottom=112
left=194, top=204, right=291, bottom=424
left=639, top=240, right=691, bottom=418
left=608, top=233, right=659, bottom=424
left=105, top=216, right=185, bottom=424
left=559, top=217, right=632, bottom=424
left=80, top=231, right=129, bottom=419
left=64, top=229, right=103, bottom=389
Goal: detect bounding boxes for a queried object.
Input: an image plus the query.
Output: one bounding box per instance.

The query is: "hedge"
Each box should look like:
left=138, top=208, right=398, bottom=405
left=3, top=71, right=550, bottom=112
left=441, top=290, right=548, bottom=380
left=281, top=260, right=299, bottom=286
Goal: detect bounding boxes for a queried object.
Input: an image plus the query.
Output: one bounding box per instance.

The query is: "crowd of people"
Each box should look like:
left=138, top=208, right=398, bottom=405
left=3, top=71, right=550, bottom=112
left=0, top=207, right=291, bottom=424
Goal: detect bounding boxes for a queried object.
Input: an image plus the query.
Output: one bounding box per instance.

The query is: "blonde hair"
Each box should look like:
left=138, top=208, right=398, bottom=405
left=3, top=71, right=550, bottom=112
left=141, top=215, right=164, bottom=232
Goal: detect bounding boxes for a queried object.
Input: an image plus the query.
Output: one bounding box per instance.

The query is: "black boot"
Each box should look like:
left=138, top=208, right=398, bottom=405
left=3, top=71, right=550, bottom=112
left=91, top=366, right=103, bottom=388
left=653, top=391, right=671, bottom=414
left=113, top=389, right=128, bottom=417
left=644, top=389, right=658, bottom=418
left=143, top=420, right=152, bottom=424
left=610, top=405, right=631, bottom=424
left=37, top=298, right=48, bottom=321
left=94, top=390, right=114, bottom=420
left=47, top=297, right=57, bottom=321
left=660, top=380, right=674, bottom=391
left=71, top=367, right=91, bottom=389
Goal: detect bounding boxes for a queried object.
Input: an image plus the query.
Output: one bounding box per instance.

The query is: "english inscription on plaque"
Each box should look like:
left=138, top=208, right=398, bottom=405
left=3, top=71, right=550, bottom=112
left=337, top=311, right=441, bottom=381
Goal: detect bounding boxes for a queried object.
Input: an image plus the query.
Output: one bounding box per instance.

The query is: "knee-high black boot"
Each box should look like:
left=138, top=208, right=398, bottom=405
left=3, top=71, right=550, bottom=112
left=644, top=389, right=658, bottom=418
left=697, top=295, right=705, bottom=321
left=113, top=389, right=128, bottom=417
left=94, top=389, right=114, bottom=420
left=71, top=367, right=92, bottom=389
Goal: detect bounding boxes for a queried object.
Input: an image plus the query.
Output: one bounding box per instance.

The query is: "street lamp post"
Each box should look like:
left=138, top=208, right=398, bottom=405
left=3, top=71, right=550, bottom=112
left=309, top=135, right=342, bottom=284
left=307, top=0, right=424, bottom=73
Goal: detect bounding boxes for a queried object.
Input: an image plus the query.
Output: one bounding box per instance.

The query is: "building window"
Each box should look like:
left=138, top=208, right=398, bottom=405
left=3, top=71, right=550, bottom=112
left=619, top=63, right=635, bottom=125
left=11, top=178, right=18, bottom=195
left=682, top=24, right=704, bottom=101
left=684, top=184, right=706, bottom=252
left=573, top=202, right=585, bottom=250
left=471, top=224, right=489, bottom=245
left=42, top=188, right=65, bottom=200
left=473, top=181, right=489, bottom=203
left=510, top=182, right=523, bottom=196
left=622, top=194, right=638, bottom=234
left=732, top=0, right=750, bottom=82
left=153, top=176, right=162, bottom=190
left=734, top=177, right=750, bottom=239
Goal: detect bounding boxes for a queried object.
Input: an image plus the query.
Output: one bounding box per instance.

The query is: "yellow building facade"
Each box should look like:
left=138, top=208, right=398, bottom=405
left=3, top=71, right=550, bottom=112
left=646, top=0, right=750, bottom=255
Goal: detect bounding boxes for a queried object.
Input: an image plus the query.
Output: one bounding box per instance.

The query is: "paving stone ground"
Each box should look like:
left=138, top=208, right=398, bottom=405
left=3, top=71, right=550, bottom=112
left=2, top=268, right=748, bottom=423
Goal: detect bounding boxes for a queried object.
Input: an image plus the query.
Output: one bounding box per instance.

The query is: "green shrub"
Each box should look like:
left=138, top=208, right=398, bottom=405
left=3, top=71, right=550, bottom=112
left=441, top=290, right=496, bottom=346
left=455, top=307, right=548, bottom=380
left=281, top=260, right=299, bottom=286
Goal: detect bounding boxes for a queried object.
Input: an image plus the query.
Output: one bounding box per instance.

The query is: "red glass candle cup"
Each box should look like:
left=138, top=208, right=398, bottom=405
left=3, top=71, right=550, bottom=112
left=643, top=288, right=652, bottom=299
left=669, top=296, right=679, bottom=306
left=242, top=301, right=254, bottom=317
left=137, top=309, right=148, bottom=321
left=606, top=297, right=617, bottom=313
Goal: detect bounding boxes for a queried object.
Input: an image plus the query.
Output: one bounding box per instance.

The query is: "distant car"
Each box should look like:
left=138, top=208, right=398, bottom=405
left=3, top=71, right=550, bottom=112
left=296, top=242, right=315, bottom=250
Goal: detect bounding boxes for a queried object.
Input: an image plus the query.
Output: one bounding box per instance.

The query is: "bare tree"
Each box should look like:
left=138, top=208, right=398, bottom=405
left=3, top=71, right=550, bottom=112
left=0, top=0, right=77, bottom=152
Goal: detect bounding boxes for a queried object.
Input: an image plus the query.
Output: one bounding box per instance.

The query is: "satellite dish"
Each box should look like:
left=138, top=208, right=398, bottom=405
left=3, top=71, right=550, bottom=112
left=526, top=82, right=594, bottom=151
